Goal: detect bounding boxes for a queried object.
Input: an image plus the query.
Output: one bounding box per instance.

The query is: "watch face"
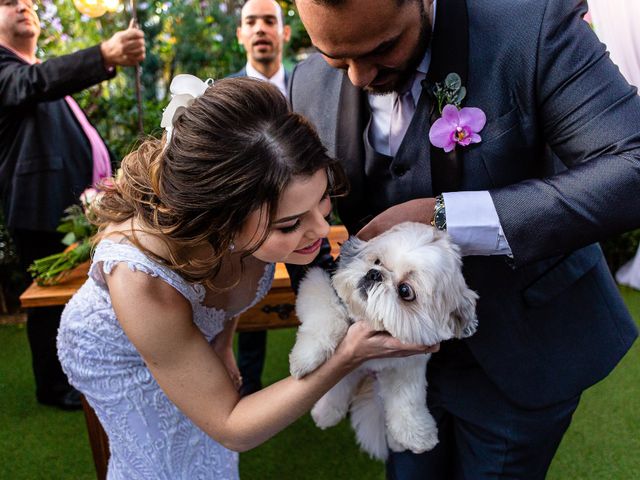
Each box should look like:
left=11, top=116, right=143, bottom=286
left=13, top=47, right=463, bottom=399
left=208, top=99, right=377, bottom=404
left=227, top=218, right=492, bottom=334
left=435, top=209, right=446, bottom=230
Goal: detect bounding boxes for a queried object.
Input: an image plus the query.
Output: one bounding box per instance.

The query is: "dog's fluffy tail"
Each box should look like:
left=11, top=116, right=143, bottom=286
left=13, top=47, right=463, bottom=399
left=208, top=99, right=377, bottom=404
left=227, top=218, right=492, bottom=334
left=350, top=376, right=388, bottom=461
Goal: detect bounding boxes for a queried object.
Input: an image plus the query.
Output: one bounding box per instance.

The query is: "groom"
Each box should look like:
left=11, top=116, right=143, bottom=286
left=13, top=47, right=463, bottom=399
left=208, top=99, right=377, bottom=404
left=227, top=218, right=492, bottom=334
left=290, top=0, right=640, bottom=478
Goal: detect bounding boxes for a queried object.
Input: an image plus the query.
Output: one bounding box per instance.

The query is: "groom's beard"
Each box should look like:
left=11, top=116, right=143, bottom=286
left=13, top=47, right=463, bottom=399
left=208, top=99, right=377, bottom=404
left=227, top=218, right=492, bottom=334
left=366, top=2, right=432, bottom=95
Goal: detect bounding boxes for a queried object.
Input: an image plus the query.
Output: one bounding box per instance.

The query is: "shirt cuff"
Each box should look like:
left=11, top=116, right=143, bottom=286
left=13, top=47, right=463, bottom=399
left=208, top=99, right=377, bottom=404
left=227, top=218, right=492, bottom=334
left=442, top=191, right=512, bottom=256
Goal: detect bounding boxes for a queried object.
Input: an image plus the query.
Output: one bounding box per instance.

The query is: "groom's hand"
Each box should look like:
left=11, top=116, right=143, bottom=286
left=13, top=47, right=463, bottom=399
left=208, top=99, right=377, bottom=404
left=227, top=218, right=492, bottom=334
left=357, top=198, right=436, bottom=241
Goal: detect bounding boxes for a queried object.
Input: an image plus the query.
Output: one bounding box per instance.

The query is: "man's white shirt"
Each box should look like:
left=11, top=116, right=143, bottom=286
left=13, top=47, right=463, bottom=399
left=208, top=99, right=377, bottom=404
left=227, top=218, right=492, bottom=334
left=245, top=62, right=287, bottom=98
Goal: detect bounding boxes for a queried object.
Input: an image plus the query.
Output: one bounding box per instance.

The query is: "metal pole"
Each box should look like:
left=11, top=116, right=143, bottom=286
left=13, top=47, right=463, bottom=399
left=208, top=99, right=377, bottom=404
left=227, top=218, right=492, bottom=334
left=130, top=0, right=144, bottom=136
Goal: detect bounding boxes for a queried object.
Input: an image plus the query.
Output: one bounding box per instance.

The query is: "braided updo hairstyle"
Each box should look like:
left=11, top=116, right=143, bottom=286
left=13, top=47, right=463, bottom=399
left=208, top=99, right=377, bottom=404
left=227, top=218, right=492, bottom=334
left=92, top=77, right=347, bottom=286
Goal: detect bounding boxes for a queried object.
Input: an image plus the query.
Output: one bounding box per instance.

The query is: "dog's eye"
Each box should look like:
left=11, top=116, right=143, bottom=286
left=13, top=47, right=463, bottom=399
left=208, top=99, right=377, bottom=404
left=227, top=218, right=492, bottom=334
left=374, top=259, right=381, bottom=265
left=397, top=283, right=416, bottom=302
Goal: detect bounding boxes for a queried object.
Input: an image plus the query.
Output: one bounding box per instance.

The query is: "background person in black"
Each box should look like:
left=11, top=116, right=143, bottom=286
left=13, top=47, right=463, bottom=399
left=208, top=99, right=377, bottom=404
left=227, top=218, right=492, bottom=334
left=0, top=0, right=144, bottom=409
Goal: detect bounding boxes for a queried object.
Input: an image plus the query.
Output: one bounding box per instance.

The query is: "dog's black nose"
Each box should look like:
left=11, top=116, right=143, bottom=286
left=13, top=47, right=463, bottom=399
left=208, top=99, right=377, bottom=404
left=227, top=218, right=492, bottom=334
left=365, top=269, right=383, bottom=282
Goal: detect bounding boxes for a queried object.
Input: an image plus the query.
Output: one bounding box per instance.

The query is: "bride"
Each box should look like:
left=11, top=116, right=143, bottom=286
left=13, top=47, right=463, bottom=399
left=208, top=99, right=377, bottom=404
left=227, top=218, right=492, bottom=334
left=57, top=77, right=437, bottom=479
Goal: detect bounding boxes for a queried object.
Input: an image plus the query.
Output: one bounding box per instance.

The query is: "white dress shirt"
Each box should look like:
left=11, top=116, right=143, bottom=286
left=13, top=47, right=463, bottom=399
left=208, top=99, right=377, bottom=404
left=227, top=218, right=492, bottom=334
left=245, top=62, right=287, bottom=97
left=365, top=0, right=511, bottom=256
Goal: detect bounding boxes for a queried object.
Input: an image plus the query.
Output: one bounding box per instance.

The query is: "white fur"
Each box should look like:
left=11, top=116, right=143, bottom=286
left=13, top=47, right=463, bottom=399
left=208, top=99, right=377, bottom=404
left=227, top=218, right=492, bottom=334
left=289, top=222, right=479, bottom=461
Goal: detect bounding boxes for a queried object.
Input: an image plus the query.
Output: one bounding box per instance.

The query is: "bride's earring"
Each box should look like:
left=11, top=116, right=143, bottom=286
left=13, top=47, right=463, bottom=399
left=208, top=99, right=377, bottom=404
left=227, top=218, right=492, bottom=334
left=229, top=242, right=235, bottom=251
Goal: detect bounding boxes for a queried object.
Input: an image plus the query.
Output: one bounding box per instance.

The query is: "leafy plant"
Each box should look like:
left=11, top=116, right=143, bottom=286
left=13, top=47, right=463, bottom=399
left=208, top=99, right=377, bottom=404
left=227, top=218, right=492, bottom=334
left=28, top=205, right=97, bottom=286
left=431, top=72, right=467, bottom=114
left=38, top=0, right=308, bottom=162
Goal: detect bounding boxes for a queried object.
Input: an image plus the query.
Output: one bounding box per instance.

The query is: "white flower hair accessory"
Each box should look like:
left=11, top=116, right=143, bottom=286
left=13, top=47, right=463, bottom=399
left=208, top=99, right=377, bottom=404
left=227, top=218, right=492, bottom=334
left=161, top=74, right=214, bottom=144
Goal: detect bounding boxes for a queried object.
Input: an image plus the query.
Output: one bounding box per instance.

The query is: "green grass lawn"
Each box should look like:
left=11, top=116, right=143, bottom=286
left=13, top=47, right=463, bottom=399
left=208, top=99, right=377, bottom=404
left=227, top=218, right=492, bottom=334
left=1, top=287, right=638, bottom=479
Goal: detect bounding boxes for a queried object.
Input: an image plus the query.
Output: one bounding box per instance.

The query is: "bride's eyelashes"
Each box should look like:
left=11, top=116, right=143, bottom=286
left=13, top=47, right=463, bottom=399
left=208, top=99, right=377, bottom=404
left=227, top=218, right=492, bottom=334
left=279, top=220, right=302, bottom=234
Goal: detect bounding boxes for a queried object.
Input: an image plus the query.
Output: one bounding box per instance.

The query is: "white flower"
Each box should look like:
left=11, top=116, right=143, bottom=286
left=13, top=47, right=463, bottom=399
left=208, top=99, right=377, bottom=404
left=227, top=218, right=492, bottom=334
left=161, top=74, right=213, bottom=143
left=80, top=188, right=99, bottom=206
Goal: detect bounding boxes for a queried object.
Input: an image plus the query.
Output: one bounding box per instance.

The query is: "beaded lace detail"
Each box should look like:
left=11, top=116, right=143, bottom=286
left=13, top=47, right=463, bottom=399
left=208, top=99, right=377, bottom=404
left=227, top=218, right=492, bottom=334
left=58, top=239, right=274, bottom=479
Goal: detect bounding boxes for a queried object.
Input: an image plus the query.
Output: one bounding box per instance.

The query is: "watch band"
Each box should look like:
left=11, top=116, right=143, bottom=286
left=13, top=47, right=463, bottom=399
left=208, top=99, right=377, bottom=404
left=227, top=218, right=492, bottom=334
left=430, top=194, right=447, bottom=231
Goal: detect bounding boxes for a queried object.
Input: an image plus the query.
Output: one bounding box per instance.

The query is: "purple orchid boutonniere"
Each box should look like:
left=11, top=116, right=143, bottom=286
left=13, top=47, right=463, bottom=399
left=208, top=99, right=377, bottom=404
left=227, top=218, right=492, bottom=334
left=428, top=73, right=486, bottom=153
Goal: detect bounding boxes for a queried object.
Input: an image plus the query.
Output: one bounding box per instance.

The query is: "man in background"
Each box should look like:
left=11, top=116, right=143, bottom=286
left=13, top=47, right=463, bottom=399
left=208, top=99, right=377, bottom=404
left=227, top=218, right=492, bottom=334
left=230, top=0, right=291, bottom=96
left=230, top=0, right=291, bottom=396
left=0, top=0, right=145, bottom=409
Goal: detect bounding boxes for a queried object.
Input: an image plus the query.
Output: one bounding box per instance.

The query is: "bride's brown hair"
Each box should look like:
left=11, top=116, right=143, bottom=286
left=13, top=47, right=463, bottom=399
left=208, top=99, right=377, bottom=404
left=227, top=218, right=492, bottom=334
left=92, top=77, right=347, bottom=287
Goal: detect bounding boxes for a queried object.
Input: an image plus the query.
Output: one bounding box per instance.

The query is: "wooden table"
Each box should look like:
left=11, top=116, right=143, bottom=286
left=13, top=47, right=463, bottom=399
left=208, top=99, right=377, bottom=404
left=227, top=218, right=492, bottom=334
left=20, top=226, right=348, bottom=331
left=19, top=226, right=348, bottom=480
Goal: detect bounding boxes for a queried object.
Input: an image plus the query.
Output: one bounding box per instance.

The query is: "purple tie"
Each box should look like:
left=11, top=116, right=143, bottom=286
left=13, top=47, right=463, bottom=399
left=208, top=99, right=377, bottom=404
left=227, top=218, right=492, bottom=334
left=389, top=87, right=415, bottom=157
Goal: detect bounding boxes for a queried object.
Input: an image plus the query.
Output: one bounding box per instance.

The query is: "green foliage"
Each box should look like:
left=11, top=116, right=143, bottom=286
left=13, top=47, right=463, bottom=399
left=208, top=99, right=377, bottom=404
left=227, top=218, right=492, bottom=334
left=37, top=0, right=308, bottom=161
left=601, top=229, right=640, bottom=273
left=28, top=238, right=93, bottom=286
left=431, top=72, right=467, bottom=114
left=27, top=205, right=97, bottom=286
left=0, top=211, right=23, bottom=313
left=0, top=211, right=18, bottom=268
left=57, top=204, right=96, bottom=246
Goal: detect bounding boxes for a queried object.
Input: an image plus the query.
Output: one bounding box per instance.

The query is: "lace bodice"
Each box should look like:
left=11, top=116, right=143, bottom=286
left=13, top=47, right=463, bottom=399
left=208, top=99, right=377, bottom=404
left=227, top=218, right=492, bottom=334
left=58, top=239, right=275, bottom=479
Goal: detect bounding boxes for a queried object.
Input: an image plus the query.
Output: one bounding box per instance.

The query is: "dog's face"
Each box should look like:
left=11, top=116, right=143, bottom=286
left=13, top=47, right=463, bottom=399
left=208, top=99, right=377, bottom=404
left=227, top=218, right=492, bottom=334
left=332, top=222, right=478, bottom=345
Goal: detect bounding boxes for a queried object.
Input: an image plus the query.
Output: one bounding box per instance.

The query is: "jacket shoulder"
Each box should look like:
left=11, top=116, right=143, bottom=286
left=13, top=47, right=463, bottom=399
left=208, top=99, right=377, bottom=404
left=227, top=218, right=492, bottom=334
left=290, top=53, right=343, bottom=110
left=227, top=68, right=246, bottom=78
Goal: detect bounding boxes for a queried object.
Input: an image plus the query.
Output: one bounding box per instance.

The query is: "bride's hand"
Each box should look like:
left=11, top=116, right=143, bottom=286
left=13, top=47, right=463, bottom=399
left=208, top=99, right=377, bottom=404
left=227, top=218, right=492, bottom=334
left=335, top=321, right=439, bottom=369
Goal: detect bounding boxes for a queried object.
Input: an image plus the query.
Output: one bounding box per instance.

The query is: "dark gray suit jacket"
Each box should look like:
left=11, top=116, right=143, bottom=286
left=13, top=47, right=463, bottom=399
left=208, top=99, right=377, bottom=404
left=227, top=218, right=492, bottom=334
left=290, top=0, right=640, bottom=408
left=0, top=45, right=115, bottom=232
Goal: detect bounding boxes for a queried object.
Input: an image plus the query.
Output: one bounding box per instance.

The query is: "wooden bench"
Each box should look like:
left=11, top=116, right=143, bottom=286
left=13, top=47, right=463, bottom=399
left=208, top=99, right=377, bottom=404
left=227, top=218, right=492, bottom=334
left=20, top=226, right=348, bottom=480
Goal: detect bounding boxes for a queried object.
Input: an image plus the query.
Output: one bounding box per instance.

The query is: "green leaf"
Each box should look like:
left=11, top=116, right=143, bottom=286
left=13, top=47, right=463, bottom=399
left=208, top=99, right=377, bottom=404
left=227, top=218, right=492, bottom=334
left=455, top=86, right=467, bottom=105
left=445, top=73, right=462, bottom=91
left=61, top=232, right=76, bottom=246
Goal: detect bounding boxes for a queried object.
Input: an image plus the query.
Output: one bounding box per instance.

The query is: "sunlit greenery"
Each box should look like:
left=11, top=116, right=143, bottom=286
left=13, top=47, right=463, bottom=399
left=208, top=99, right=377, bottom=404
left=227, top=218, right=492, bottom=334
left=37, top=0, right=308, bottom=160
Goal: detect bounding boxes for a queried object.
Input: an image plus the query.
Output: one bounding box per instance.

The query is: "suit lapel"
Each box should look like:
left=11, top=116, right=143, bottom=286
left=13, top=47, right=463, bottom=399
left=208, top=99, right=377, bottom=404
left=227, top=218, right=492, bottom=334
left=427, top=0, right=469, bottom=194
left=284, top=69, right=291, bottom=89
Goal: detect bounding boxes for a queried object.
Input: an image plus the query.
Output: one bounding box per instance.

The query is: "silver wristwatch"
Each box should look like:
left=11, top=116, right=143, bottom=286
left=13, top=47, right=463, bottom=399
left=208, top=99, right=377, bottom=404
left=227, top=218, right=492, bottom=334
left=430, top=194, right=447, bottom=231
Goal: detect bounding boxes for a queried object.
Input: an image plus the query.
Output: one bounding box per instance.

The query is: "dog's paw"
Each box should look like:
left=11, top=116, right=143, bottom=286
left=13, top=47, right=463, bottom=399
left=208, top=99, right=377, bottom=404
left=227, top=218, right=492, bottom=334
left=289, top=351, right=324, bottom=379
left=409, top=426, right=439, bottom=454
left=289, top=339, right=330, bottom=379
left=311, top=395, right=347, bottom=428
left=388, top=410, right=439, bottom=454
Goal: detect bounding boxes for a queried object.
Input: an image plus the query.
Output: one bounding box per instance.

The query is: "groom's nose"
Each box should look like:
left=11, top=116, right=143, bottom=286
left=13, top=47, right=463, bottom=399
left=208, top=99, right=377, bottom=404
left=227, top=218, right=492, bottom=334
left=346, top=60, right=378, bottom=89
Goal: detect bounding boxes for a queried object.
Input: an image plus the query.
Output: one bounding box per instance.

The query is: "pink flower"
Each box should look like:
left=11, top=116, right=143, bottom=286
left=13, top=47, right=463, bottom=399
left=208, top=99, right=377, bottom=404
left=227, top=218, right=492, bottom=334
left=80, top=188, right=99, bottom=206
left=429, top=104, right=486, bottom=153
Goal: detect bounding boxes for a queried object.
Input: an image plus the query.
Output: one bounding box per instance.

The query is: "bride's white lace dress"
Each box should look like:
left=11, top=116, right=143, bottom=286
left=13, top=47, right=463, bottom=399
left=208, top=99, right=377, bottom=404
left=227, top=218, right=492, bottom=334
left=58, top=239, right=274, bottom=479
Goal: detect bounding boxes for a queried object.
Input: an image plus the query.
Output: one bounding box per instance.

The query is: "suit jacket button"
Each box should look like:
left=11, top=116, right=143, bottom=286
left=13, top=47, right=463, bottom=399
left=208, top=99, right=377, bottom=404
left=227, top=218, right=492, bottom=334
left=393, top=165, right=407, bottom=177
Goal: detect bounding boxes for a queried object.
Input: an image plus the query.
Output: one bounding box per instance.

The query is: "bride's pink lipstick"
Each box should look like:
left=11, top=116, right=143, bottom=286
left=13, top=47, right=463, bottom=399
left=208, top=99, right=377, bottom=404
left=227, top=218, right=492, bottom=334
left=294, top=238, right=322, bottom=255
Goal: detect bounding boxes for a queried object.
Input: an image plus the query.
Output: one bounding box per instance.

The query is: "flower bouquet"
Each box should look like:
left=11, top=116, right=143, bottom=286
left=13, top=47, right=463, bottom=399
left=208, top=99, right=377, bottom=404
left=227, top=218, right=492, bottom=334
left=28, top=189, right=99, bottom=286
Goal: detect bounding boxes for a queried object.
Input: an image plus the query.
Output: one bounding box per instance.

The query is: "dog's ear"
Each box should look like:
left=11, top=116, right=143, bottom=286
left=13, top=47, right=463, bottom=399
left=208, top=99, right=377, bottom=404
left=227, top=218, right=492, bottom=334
left=337, top=236, right=367, bottom=268
left=451, top=286, right=479, bottom=338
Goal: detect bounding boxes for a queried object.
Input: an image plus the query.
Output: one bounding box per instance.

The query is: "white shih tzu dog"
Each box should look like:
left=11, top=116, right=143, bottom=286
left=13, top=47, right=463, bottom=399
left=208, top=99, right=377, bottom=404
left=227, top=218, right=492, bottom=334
left=289, top=222, right=478, bottom=460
